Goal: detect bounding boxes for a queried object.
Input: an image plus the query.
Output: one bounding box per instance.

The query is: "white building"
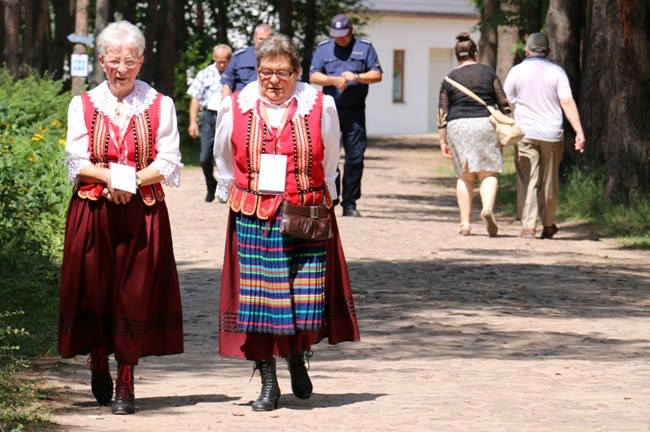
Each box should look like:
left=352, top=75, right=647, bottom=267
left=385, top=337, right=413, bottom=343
left=360, top=0, right=480, bottom=134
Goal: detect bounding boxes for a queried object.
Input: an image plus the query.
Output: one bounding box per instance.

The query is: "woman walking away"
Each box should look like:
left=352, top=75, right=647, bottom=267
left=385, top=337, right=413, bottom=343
left=438, top=32, right=513, bottom=237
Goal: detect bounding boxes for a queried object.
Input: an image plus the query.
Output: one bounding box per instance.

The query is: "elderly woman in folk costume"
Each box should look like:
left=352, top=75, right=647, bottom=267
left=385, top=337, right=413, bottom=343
left=59, top=20, right=184, bottom=415
left=214, top=33, right=359, bottom=411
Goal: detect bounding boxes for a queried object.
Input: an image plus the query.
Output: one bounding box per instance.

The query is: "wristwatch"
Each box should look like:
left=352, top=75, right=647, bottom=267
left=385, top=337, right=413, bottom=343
left=135, top=175, right=142, bottom=187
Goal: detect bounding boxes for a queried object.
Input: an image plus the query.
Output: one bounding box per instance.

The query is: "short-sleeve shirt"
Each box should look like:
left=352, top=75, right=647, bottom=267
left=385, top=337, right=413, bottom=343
left=503, top=57, right=573, bottom=142
left=309, top=37, right=382, bottom=108
left=186, top=63, right=222, bottom=110
left=220, top=46, right=257, bottom=92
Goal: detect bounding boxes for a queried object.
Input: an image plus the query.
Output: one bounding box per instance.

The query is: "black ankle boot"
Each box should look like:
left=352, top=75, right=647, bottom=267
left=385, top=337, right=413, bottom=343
left=89, top=347, right=113, bottom=405
left=286, top=351, right=313, bottom=399
left=111, top=363, right=135, bottom=415
left=251, top=358, right=281, bottom=411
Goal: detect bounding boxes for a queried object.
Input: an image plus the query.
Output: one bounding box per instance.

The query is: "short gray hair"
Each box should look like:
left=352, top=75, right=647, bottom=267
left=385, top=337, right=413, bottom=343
left=96, top=21, right=146, bottom=57
left=255, top=34, right=301, bottom=71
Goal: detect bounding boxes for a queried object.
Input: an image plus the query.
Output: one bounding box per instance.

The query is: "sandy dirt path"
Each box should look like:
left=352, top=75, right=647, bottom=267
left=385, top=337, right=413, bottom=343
left=45, top=135, right=650, bottom=432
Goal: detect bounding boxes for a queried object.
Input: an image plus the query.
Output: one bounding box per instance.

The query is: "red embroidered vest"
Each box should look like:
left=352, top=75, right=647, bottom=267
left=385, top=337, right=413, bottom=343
left=228, top=92, right=332, bottom=219
left=76, top=92, right=165, bottom=205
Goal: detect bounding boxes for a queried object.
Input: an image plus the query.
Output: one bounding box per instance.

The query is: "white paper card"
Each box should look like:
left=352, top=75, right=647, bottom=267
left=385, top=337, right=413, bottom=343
left=109, top=162, right=137, bottom=194
left=257, top=154, right=287, bottom=193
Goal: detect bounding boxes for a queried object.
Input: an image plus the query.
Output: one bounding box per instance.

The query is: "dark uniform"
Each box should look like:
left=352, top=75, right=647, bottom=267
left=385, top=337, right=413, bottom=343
left=220, top=45, right=258, bottom=92
left=309, top=37, right=382, bottom=211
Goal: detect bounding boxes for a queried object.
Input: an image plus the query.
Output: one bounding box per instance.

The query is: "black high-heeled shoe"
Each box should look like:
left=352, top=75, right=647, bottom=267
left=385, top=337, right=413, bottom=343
left=111, top=363, right=135, bottom=415
left=251, top=358, right=281, bottom=411
left=286, top=351, right=313, bottom=399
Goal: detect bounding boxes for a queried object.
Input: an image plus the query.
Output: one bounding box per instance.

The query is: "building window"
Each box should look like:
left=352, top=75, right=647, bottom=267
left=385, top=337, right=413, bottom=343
left=392, top=49, right=405, bottom=103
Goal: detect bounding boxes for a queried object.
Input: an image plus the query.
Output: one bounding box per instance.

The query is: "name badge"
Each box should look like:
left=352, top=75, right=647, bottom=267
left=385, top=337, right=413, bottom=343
left=109, top=162, right=136, bottom=194
left=257, top=154, right=287, bottom=193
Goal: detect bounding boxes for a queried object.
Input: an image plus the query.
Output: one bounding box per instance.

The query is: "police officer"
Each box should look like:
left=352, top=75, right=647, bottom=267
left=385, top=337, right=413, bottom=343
left=187, top=44, right=232, bottom=202
left=309, top=14, right=382, bottom=217
left=221, top=23, right=274, bottom=97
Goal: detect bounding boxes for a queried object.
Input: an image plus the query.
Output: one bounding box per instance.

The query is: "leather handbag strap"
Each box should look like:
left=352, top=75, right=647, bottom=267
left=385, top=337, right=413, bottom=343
left=444, top=76, right=488, bottom=107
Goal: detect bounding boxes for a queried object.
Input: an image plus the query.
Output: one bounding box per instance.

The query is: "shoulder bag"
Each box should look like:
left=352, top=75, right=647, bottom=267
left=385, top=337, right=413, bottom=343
left=444, top=76, right=525, bottom=147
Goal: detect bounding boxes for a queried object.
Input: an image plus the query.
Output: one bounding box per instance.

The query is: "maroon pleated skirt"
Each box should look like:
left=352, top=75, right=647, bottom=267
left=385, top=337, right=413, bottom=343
left=218, top=208, right=360, bottom=360
left=58, top=194, right=184, bottom=364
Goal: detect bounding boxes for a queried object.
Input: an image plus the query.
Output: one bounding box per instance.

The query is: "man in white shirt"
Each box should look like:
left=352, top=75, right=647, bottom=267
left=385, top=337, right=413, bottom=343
left=187, top=44, right=232, bottom=202
left=504, top=33, right=586, bottom=239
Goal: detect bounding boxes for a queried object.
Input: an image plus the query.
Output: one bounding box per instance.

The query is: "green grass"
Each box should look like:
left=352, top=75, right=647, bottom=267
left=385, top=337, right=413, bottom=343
left=496, top=150, right=650, bottom=249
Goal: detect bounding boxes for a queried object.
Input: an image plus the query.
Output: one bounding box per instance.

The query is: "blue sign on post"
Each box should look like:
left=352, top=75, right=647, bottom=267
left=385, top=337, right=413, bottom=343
left=67, top=33, right=94, bottom=47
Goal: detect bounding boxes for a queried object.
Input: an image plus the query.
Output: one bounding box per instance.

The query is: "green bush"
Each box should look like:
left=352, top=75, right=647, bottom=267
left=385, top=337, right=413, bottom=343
left=0, top=68, right=71, bottom=430
left=0, top=67, right=69, bottom=356
left=0, top=69, right=72, bottom=258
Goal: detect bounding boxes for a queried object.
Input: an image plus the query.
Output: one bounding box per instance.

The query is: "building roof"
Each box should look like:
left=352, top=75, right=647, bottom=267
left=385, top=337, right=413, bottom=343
left=364, top=0, right=479, bottom=17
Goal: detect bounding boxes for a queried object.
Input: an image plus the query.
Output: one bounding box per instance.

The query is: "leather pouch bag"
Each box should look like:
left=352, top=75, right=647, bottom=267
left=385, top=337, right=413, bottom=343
left=486, top=105, right=526, bottom=147
left=279, top=201, right=332, bottom=240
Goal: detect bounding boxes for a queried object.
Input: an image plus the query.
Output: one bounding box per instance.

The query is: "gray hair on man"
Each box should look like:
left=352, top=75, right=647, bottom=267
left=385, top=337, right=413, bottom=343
left=526, top=32, right=549, bottom=57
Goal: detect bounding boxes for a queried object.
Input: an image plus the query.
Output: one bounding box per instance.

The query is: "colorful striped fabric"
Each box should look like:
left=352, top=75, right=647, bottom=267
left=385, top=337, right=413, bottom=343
left=235, top=211, right=327, bottom=334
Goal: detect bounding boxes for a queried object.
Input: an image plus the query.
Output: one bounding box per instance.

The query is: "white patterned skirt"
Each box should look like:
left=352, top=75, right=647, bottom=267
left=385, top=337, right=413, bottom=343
left=447, top=117, right=503, bottom=177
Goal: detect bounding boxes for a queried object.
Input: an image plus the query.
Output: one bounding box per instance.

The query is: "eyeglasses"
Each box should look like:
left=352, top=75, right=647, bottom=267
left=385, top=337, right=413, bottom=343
left=258, top=69, right=295, bottom=79
left=103, top=58, right=141, bottom=69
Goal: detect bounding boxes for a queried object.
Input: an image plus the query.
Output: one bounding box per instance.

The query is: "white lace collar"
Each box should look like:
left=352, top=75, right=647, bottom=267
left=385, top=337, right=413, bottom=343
left=87, top=81, right=158, bottom=118
left=235, top=81, right=318, bottom=117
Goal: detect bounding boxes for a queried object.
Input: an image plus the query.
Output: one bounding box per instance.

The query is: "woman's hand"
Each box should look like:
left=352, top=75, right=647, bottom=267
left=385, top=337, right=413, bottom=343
left=440, top=141, right=453, bottom=159
left=102, top=186, right=133, bottom=204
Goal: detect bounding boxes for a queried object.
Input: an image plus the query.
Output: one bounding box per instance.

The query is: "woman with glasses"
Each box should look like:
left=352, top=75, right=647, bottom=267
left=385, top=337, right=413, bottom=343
left=214, top=33, right=359, bottom=411
left=58, top=20, right=184, bottom=415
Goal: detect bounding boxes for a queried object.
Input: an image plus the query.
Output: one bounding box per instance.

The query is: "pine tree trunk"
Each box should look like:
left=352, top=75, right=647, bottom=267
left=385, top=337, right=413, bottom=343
left=50, top=0, right=74, bottom=83
left=155, top=0, right=184, bottom=95
left=495, top=25, right=517, bottom=82
left=216, top=0, right=228, bottom=43
left=33, top=0, right=49, bottom=74
left=92, top=0, right=110, bottom=88
left=0, top=2, right=5, bottom=66
left=3, top=0, right=20, bottom=77
left=141, top=0, right=161, bottom=86
left=300, top=0, right=316, bottom=82
left=477, top=0, right=499, bottom=68
left=23, top=1, right=34, bottom=76
left=278, top=0, right=293, bottom=37
left=580, top=0, right=650, bottom=203
left=71, top=0, right=89, bottom=96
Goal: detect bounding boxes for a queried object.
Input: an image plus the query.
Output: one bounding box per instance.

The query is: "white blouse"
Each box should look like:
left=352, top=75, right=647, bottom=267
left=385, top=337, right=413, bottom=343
left=213, top=81, right=341, bottom=202
left=65, top=81, right=183, bottom=187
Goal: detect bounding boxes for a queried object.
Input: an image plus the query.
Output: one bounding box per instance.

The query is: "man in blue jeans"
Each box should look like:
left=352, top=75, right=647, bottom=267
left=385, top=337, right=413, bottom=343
left=309, top=14, right=382, bottom=217
left=187, top=44, right=232, bottom=202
